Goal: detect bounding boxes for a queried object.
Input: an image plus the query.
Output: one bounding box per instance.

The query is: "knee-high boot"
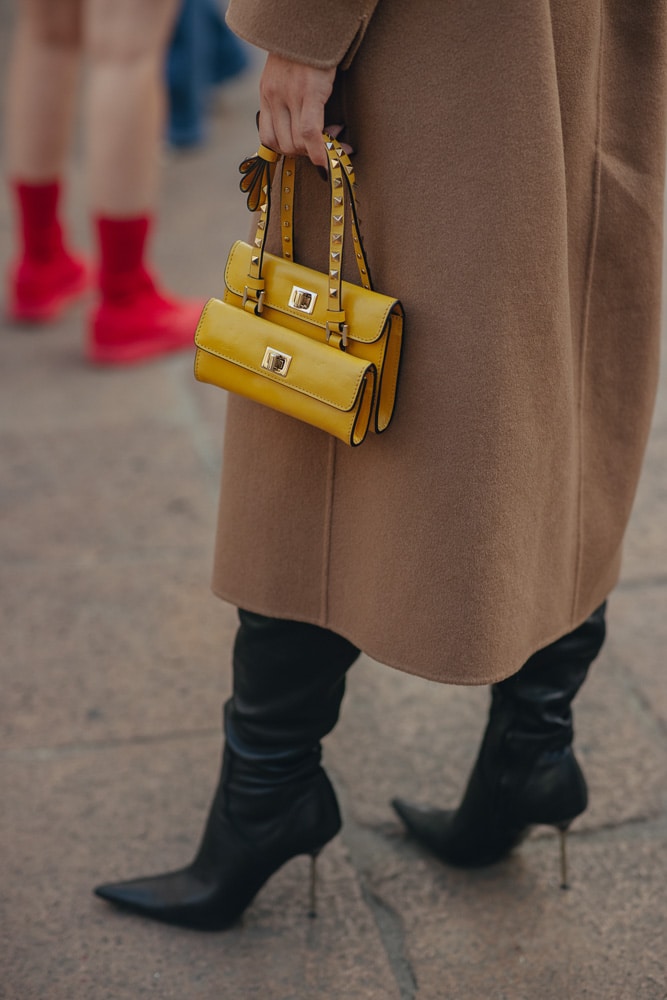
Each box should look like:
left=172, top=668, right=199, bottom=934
left=392, top=604, right=607, bottom=886
left=94, top=610, right=359, bottom=929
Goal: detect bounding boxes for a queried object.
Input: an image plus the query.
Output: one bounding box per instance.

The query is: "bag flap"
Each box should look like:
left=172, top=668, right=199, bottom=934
left=194, top=298, right=374, bottom=413
left=224, top=241, right=401, bottom=345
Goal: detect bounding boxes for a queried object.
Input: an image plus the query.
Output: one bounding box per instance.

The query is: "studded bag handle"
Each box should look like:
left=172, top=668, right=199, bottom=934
left=237, top=136, right=372, bottom=348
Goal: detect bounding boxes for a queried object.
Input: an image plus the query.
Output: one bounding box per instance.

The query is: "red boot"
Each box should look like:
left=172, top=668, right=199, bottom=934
left=7, top=181, right=90, bottom=322
left=88, top=216, right=203, bottom=366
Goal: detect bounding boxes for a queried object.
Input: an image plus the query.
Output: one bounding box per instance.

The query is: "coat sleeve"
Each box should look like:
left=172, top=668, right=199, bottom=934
left=225, top=0, right=382, bottom=70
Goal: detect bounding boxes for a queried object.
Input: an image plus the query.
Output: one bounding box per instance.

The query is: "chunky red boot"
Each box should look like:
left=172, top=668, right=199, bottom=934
left=88, top=216, right=203, bottom=366
left=7, top=181, right=90, bottom=322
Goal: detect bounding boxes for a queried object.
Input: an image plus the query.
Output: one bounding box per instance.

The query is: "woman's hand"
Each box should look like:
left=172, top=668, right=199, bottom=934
left=258, top=53, right=341, bottom=169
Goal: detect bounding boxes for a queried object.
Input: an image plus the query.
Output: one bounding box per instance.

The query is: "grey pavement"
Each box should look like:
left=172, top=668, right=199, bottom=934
left=2, top=25, right=667, bottom=1000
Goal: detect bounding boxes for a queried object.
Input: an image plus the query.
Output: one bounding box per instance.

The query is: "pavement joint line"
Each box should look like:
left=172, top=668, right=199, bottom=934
left=339, top=812, right=419, bottom=1000
left=1, top=727, right=222, bottom=761
left=626, top=675, right=667, bottom=742
left=337, top=812, right=667, bottom=884
left=605, top=650, right=667, bottom=743
left=0, top=546, right=212, bottom=568
left=565, top=812, right=667, bottom=838
left=165, top=364, right=224, bottom=495
left=616, top=574, right=667, bottom=591
left=329, top=773, right=420, bottom=997
left=360, top=883, right=419, bottom=1000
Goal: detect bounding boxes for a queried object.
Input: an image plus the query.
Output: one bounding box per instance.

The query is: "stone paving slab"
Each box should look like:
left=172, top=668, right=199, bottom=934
left=607, top=586, right=667, bottom=729
left=1, top=421, right=217, bottom=566
left=362, top=820, right=667, bottom=1000
left=0, top=558, right=235, bottom=750
left=0, top=311, right=207, bottom=435
left=2, top=741, right=401, bottom=1000
left=621, top=424, right=667, bottom=583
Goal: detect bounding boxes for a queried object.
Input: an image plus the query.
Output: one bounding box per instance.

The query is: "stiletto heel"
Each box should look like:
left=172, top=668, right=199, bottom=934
left=557, top=823, right=571, bottom=890
left=94, top=765, right=342, bottom=930
left=94, top=612, right=358, bottom=931
left=391, top=605, right=607, bottom=882
left=308, top=851, right=320, bottom=918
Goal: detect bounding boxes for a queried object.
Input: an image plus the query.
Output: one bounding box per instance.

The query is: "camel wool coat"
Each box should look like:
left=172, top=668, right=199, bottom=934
left=213, top=0, right=667, bottom=684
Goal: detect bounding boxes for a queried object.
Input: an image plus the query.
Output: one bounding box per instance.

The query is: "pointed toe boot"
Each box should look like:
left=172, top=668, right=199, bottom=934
left=94, top=611, right=359, bottom=929
left=95, top=760, right=342, bottom=930
left=393, top=604, right=606, bottom=886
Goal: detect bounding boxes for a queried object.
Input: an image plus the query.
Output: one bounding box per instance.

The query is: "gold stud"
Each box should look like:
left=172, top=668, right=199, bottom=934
left=333, top=177, right=343, bottom=189
left=335, top=147, right=343, bottom=156
left=361, top=268, right=367, bottom=274
left=353, top=234, right=358, bottom=242
left=326, top=141, right=334, bottom=150
left=284, top=221, right=290, bottom=227
left=285, top=251, right=292, bottom=258
left=333, top=214, right=343, bottom=225
left=330, top=159, right=339, bottom=169
left=262, top=185, right=268, bottom=194
left=345, top=164, right=353, bottom=174
left=251, top=255, right=259, bottom=265
left=254, top=237, right=262, bottom=247
left=331, top=251, right=341, bottom=262
left=329, top=287, right=338, bottom=298
left=285, top=169, right=293, bottom=176
left=332, top=233, right=342, bottom=243
left=333, top=196, right=343, bottom=207
left=284, top=235, right=291, bottom=242
left=283, top=186, right=291, bottom=193
left=330, top=269, right=339, bottom=278
left=257, top=220, right=265, bottom=230
left=357, top=252, right=362, bottom=258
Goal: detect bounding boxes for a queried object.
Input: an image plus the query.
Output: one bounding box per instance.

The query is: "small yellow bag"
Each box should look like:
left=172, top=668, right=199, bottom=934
left=193, top=137, right=404, bottom=446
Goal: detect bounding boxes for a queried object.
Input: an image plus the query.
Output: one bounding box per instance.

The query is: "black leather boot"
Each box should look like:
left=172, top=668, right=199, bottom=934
left=94, top=610, right=359, bottom=929
left=392, top=604, right=607, bottom=887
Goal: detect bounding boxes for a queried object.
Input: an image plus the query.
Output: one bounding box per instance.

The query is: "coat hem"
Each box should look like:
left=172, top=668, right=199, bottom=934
left=210, top=576, right=617, bottom=687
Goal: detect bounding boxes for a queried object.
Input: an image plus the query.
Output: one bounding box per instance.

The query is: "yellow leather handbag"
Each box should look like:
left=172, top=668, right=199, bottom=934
left=193, top=136, right=404, bottom=446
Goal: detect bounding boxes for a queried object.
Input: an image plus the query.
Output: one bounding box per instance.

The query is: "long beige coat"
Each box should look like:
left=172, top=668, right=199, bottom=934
left=214, top=0, right=667, bottom=684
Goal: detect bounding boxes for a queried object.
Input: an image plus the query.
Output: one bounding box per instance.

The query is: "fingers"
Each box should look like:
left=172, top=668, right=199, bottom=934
left=299, top=99, right=328, bottom=169
left=258, top=53, right=336, bottom=169
left=324, top=123, right=354, bottom=157
left=261, top=103, right=295, bottom=158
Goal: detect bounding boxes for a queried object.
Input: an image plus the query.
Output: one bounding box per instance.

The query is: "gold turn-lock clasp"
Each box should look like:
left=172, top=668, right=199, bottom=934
left=288, top=285, right=318, bottom=314
left=261, top=347, right=292, bottom=376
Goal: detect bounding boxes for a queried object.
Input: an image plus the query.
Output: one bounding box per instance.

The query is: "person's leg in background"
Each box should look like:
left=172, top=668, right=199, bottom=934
left=5, top=0, right=90, bottom=322
left=83, top=0, right=203, bottom=365
left=166, top=0, right=249, bottom=149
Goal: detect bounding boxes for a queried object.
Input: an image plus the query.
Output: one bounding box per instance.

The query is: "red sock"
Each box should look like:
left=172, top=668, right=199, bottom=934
left=14, top=180, right=65, bottom=261
left=7, top=180, right=89, bottom=322
left=89, top=214, right=204, bottom=365
left=96, top=215, right=155, bottom=301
